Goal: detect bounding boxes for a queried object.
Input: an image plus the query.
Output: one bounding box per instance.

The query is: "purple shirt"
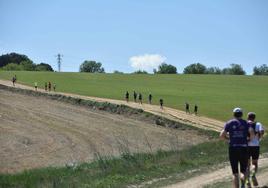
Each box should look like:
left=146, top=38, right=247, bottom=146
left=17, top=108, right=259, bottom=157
left=224, top=118, right=249, bottom=147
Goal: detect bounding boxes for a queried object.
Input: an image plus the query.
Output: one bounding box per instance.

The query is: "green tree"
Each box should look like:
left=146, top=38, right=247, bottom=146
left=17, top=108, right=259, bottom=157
left=79, top=61, right=105, bottom=73
left=20, top=61, right=35, bottom=71
left=35, top=63, right=54, bottom=71
left=155, top=63, right=177, bottom=74
left=206, top=67, right=222, bottom=74
left=183, top=63, right=207, bottom=74
left=253, top=64, right=268, bottom=75
left=113, top=70, right=124, bottom=74
left=222, top=64, right=245, bottom=75
left=0, top=53, right=32, bottom=67
left=132, top=70, right=148, bottom=74
left=2, top=63, right=22, bottom=71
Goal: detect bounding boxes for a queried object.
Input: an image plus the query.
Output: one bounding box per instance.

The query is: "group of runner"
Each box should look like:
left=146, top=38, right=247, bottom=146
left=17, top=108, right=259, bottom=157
left=125, top=91, right=164, bottom=109
left=185, top=102, right=198, bottom=115
left=220, top=108, right=265, bottom=188
left=33, top=81, right=56, bottom=92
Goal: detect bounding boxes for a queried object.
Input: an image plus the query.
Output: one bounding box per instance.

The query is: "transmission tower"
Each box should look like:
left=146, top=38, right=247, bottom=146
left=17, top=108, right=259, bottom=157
left=56, top=54, right=63, bottom=72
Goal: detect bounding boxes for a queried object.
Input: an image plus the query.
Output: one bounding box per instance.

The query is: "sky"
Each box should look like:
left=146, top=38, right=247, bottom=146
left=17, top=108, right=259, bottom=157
left=0, top=0, right=268, bottom=74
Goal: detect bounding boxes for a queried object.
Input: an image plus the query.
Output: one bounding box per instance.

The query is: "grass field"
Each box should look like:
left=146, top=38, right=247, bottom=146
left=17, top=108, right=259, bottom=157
left=0, top=71, right=267, bottom=127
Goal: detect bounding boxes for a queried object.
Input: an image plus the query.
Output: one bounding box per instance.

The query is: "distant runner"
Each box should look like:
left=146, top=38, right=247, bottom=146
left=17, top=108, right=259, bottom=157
left=34, top=82, right=38, bottom=91
left=138, top=93, right=142, bottom=104
left=125, top=91, right=129, bottom=102
left=133, top=91, right=137, bottom=102
left=45, top=82, right=47, bottom=91
left=48, top=82, right=51, bottom=92
left=12, top=76, right=16, bottom=86
left=194, top=104, right=198, bottom=115
left=148, top=94, right=152, bottom=104
left=185, top=102, right=190, bottom=114
left=53, top=83, right=56, bottom=92
left=246, top=112, right=265, bottom=187
left=159, top=98, right=163, bottom=109
left=220, top=108, right=254, bottom=188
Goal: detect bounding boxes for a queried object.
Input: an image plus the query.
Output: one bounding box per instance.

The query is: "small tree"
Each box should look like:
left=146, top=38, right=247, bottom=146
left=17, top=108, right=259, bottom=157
left=20, top=60, right=35, bottom=71
left=206, top=67, right=222, bottom=74
left=183, top=63, right=207, bottom=74
left=79, top=61, right=105, bottom=73
left=253, top=64, right=268, bottom=75
left=132, top=70, right=148, bottom=74
left=222, top=64, right=245, bottom=75
left=35, top=63, right=54, bottom=71
left=155, top=63, right=177, bottom=74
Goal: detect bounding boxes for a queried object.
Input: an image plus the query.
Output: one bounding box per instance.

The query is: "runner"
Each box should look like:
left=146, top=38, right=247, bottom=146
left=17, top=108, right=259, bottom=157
left=34, top=82, right=38, bottom=91
left=159, top=98, right=163, bottom=109
left=246, top=112, right=265, bottom=187
left=138, top=93, right=142, bottom=104
left=194, top=104, right=198, bottom=115
left=133, top=91, right=137, bottom=102
left=185, top=102, right=190, bottom=114
left=220, top=108, right=254, bottom=188
left=48, top=82, right=51, bottom=92
left=45, top=82, right=47, bottom=91
left=53, top=83, right=56, bottom=92
left=148, top=94, right=152, bottom=104
left=12, top=76, right=16, bottom=86
left=125, top=91, right=129, bottom=102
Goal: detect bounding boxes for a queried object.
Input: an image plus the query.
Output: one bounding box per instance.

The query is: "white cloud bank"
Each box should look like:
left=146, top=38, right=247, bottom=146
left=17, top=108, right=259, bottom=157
left=129, top=54, right=166, bottom=72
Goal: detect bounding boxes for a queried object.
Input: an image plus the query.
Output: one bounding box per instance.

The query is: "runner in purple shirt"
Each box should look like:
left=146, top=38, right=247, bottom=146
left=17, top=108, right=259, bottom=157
left=220, top=108, right=254, bottom=188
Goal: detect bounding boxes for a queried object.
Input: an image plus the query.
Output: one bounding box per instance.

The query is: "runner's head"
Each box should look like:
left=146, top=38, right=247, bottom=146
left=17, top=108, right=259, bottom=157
left=247, top=112, right=256, bottom=121
left=233, top=107, right=243, bottom=118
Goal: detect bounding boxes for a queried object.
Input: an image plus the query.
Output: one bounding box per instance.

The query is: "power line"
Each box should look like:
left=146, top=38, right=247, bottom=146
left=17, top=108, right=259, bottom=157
left=56, top=54, right=63, bottom=72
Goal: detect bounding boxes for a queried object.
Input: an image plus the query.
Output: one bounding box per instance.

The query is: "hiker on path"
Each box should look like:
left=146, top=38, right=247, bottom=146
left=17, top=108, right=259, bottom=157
left=133, top=91, right=137, bottom=102
left=185, top=102, right=190, bottom=114
left=53, top=83, right=56, bottom=92
left=125, top=91, right=129, bottom=102
left=138, top=93, right=142, bottom=104
left=48, top=82, right=51, bottom=92
left=194, top=104, right=198, bottom=115
left=159, top=99, right=163, bottom=109
left=148, top=94, right=152, bottom=104
left=45, top=82, right=47, bottom=91
left=246, top=112, right=265, bottom=187
left=12, top=76, right=16, bottom=86
left=220, top=108, right=254, bottom=188
left=34, top=82, right=38, bottom=91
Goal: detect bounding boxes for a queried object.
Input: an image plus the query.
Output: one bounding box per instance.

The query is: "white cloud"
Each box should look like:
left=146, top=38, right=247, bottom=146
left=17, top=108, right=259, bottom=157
left=129, top=54, right=166, bottom=72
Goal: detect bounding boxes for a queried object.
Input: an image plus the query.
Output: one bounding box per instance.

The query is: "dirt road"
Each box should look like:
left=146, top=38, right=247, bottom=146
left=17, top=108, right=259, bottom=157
left=0, top=88, right=207, bottom=173
left=0, top=80, right=224, bottom=132
left=163, top=157, right=268, bottom=188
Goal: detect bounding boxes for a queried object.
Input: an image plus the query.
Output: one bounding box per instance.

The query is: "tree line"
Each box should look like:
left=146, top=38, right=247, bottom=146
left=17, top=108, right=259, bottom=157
left=1, top=52, right=267, bottom=75
left=0, top=53, right=54, bottom=71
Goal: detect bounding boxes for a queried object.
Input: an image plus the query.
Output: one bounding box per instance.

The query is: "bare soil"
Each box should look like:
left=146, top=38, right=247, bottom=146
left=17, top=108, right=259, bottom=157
left=0, top=88, right=207, bottom=174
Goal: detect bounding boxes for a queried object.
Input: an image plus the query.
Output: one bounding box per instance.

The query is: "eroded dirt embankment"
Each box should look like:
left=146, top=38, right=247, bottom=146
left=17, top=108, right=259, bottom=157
left=0, top=88, right=208, bottom=174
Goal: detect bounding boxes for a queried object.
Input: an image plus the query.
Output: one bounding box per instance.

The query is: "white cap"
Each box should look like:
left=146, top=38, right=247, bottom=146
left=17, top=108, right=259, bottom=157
left=233, top=107, right=242, bottom=113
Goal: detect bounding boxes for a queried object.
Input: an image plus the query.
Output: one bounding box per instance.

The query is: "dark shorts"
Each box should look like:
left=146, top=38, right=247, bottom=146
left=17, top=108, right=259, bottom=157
left=248, top=146, right=260, bottom=160
left=229, top=146, right=248, bottom=174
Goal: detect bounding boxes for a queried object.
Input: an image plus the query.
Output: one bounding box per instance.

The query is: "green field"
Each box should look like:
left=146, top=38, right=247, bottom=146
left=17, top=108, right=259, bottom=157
left=0, top=71, right=267, bottom=127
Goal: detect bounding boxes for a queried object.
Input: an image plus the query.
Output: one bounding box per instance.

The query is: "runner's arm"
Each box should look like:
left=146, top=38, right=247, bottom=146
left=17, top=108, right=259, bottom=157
left=220, top=130, right=229, bottom=141
left=248, top=127, right=255, bottom=141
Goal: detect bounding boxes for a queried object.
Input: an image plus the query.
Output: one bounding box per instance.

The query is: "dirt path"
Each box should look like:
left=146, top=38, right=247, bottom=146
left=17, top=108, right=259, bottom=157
left=163, top=157, right=268, bottom=188
left=0, top=88, right=207, bottom=174
left=0, top=79, right=224, bottom=132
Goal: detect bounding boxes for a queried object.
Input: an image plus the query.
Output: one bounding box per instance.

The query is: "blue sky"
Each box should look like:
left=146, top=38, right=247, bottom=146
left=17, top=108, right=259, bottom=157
left=0, top=0, right=268, bottom=74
